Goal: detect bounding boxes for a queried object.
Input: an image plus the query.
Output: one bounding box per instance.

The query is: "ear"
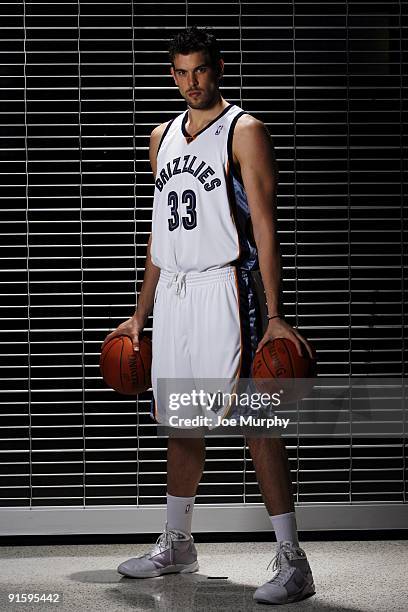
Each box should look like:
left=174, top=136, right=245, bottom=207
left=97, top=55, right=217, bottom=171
left=170, top=66, right=177, bottom=84
left=217, top=59, right=225, bottom=80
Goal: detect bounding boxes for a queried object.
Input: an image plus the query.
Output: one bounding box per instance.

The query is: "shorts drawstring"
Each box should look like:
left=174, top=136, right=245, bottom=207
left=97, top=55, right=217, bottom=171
left=166, top=271, right=187, bottom=299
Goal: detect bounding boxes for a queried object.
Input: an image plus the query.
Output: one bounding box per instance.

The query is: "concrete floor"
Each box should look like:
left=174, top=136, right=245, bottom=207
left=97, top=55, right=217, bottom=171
left=0, top=539, right=407, bottom=611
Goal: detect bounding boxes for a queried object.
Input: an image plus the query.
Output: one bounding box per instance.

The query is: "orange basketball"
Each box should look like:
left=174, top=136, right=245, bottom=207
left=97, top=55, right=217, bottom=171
left=251, top=337, right=317, bottom=402
left=100, top=334, right=152, bottom=395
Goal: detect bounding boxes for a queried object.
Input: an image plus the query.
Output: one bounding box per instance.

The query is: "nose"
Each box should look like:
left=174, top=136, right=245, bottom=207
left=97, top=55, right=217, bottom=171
left=187, top=72, right=198, bottom=89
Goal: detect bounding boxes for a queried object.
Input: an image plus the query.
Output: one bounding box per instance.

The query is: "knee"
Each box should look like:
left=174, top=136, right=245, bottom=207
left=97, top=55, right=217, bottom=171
left=168, top=435, right=206, bottom=453
left=245, top=435, right=284, bottom=449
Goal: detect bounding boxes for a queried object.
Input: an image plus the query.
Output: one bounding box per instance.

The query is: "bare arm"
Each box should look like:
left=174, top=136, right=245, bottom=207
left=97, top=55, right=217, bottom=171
left=132, top=233, right=160, bottom=325
left=132, top=122, right=167, bottom=325
left=233, top=116, right=281, bottom=318
left=101, top=125, right=168, bottom=352
left=233, top=116, right=314, bottom=359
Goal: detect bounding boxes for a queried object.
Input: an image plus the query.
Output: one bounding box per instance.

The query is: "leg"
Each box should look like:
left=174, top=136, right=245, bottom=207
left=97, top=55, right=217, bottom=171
left=117, top=272, right=204, bottom=579
left=167, top=436, right=206, bottom=496
left=249, top=436, right=317, bottom=604
left=164, top=435, right=205, bottom=537
left=117, top=435, right=204, bottom=578
left=246, top=436, right=294, bottom=515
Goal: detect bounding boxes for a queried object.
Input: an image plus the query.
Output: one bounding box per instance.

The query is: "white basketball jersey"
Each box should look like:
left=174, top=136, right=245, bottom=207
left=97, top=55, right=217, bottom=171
left=150, top=102, right=259, bottom=273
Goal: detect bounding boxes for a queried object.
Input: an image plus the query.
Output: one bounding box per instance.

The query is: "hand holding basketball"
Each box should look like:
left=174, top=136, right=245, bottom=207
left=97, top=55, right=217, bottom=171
left=100, top=313, right=152, bottom=395
left=252, top=336, right=316, bottom=402
left=256, top=316, right=314, bottom=359
left=101, top=313, right=144, bottom=354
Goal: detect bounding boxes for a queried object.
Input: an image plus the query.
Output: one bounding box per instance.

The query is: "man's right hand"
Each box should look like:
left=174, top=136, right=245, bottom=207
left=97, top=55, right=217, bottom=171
left=100, top=313, right=145, bottom=353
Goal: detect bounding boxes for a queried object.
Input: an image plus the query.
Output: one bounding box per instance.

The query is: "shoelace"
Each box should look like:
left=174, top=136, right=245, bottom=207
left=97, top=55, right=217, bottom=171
left=266, top=542, right=306, bottom=586
left=167, top=271, right=187, bottom=299
left=139, top=521, right=184, bottom=564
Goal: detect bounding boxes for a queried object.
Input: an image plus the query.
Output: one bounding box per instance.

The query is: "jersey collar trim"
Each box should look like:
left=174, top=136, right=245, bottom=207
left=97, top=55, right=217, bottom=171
left=181, top=102, right=235, bottom=142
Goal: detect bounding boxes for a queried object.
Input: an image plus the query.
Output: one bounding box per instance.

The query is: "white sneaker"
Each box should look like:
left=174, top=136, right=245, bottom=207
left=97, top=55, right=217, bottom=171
left=117, top=522, right=199, bottom=578
left=253, top=540, right=316, bottom=604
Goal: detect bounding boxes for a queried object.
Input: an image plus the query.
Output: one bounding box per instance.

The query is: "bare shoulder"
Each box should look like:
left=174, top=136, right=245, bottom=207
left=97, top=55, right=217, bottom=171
left=234, top=113, right=272, bottom=142
left=149, top=121, right=170, bottom=175
left=232, top=113, right=275, bottom=168
left=150, top=121, right=169, bottom=150
left=151, top=121, right=169, bottom=138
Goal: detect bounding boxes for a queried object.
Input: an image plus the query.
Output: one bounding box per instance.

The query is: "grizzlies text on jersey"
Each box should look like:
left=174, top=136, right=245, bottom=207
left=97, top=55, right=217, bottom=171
left=150, top=102, right=259, bottom=273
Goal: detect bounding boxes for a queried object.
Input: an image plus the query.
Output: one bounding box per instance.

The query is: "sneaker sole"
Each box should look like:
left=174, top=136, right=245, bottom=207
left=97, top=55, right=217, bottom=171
left=254, top=581, right=316, bottom=605
left=118, top=560, right=199, bottom=579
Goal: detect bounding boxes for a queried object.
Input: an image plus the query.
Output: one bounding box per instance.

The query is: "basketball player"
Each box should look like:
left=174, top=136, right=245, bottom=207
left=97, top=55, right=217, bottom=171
left=107, top=26, right=316, bottom=604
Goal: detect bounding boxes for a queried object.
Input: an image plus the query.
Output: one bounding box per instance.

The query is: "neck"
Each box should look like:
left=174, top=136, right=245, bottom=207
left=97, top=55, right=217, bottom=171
left=187, top=95, right=228, bottom=128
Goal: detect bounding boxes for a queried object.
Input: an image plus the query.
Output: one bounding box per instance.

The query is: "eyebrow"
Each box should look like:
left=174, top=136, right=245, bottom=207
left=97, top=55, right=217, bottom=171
left=174, top=64, right=209, bottom=72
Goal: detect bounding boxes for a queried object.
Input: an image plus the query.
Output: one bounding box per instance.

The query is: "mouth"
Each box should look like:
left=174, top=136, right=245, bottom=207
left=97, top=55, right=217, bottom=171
left=188, top=91, right=201, bottom=97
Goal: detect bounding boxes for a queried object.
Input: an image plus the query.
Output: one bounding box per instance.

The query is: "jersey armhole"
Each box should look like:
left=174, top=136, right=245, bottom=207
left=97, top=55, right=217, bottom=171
left=157, top=117, right=175, bottom=156
left=227, top=111, right=247, bottom=186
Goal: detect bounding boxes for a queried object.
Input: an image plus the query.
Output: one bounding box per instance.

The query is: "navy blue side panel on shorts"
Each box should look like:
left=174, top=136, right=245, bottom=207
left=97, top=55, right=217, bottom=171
left=235, top=267, right=264, bottom=378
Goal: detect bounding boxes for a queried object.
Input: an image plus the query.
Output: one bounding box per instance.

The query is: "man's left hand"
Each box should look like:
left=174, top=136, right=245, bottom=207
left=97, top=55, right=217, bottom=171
left=255, top=317, right=314, bottom=359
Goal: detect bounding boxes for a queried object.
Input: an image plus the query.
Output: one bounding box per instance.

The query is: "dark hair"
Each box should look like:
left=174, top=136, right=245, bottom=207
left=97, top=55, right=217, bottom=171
left=168, top=25, right=222, bottom=73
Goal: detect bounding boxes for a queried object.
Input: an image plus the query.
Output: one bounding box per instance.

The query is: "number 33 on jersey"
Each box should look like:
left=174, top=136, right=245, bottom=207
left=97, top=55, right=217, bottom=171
left=150, top=103, right=259, bottom=273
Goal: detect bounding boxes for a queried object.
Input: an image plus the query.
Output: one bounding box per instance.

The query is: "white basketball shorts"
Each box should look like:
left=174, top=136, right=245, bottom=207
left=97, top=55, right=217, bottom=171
left=149, top=265, right=265, bottom=429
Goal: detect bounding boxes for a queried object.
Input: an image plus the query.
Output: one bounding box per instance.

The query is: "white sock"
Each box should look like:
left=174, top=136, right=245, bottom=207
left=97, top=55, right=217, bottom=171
left=166, top=493, right=195, bottom=536
left=269, top=511, right=299, bottom=546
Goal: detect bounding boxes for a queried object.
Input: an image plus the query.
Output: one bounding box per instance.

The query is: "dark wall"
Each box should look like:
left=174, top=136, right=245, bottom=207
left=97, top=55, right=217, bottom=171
left=0, top=2, right=406, bottom=510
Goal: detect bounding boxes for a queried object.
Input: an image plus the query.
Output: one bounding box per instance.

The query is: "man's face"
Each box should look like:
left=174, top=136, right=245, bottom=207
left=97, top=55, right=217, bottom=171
left=170, top=51, right=223, bottom=109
